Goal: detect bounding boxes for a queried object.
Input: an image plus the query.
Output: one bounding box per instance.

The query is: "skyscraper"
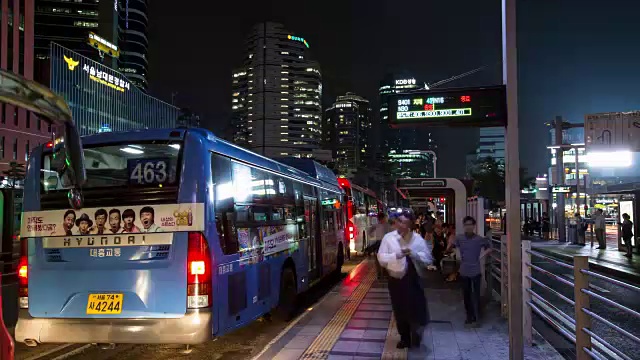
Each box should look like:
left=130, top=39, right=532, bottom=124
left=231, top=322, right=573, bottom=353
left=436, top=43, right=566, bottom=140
left=117, top=0, right=149, bottom=90
left=378, top=74, right=436, bottom=153
left=232, top=22, right=322, bottom=159
left=323, top=93, right=372, bottom=176
left=476, top=127, right=505, bottom=164
left=34, top=0, right=149, bottom=91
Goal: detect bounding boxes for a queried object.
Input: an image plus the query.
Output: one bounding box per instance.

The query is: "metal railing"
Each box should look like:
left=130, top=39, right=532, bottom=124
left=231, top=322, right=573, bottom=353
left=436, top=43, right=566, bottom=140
left=488, top=234, right=640, bottom=360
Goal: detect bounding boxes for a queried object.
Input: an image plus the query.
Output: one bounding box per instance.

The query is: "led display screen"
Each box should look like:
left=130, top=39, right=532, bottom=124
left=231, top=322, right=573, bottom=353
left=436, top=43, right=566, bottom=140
left=388, top=86, right=506, bottom=127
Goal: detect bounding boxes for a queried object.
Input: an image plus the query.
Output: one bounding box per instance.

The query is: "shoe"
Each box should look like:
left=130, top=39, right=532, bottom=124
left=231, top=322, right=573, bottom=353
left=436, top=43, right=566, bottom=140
left=396, top=341, right=410, bottom=349
left=625, top=254, right=632, bottom=258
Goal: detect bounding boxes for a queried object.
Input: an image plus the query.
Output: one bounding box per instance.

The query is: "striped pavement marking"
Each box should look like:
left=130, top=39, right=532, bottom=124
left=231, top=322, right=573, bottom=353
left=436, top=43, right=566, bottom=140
left=300, top=265, right=376, bottom=359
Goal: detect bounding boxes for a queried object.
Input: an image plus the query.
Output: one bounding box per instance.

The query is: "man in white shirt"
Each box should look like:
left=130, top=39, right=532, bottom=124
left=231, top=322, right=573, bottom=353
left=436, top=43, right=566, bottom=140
left=377, top=212, right=433, bottom=349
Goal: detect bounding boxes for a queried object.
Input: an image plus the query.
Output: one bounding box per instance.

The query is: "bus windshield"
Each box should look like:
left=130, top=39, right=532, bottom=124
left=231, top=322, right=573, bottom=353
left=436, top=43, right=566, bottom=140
left=41, top=141, right=182, bottom=192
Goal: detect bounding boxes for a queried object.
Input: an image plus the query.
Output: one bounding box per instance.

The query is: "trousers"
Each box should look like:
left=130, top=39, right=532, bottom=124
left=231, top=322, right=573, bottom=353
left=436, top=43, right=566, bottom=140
left=461, top=274, right=482, bottom=321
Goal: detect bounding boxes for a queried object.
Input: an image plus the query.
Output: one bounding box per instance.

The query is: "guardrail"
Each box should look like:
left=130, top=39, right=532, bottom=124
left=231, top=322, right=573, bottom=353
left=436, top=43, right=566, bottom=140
left=489, top=234, right=640, bottom=360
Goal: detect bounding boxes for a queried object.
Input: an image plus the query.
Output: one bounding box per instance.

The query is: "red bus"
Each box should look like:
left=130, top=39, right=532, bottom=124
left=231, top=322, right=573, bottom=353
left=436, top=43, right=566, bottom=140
left=337, top=178, right=382, bottom=254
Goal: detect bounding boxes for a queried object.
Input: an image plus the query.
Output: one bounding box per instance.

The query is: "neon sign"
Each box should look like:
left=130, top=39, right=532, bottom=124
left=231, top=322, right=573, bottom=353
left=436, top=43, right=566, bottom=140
left=287, top=35, right=309, bottom=48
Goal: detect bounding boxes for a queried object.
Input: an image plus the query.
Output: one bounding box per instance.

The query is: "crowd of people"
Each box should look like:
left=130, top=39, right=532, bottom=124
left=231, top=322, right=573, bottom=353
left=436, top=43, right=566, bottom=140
left=371, top=210, right=491, bottom=349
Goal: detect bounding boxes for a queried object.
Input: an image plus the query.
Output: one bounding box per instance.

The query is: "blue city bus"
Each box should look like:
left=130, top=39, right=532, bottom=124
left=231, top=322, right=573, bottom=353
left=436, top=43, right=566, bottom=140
left=16, top=128, right=346, bottom=345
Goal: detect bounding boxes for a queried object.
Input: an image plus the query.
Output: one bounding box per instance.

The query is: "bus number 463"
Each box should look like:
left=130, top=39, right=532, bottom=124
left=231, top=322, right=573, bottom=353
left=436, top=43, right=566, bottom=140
left=130, top=161, right=167, bottom=184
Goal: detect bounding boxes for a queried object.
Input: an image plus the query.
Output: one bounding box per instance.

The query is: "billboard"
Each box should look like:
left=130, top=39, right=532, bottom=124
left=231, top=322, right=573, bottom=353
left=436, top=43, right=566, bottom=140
left=50, top=43, right=179, bottom=135
left=585, top=111, right=640, bottom=152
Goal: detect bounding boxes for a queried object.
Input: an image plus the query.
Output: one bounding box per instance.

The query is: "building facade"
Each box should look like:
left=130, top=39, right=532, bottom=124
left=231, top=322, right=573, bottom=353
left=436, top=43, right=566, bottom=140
left=34, top=0, right=149, bottom=90
left=117, top=0, right=148, bottom=90
left=388, top=149, right=436, bottom=179
left=0, top=0, right=52, bottom=176
left=323, top=93, right=372, bottom=176
left=50, top=43, right=178, bottom=135
left=378, top=75, right=420, bottom=152
left=232, top=22, right=322, bottom=159
left=476, top=127, right=505, bottom=164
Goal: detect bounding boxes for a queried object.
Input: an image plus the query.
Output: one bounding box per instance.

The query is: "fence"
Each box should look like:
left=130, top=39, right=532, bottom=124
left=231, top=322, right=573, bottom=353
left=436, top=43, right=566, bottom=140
left=488, top=235, right=640, bottom=360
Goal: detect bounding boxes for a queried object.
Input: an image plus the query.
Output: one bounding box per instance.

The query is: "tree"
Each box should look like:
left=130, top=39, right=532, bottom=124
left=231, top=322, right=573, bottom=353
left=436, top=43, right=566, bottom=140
left=470, top=157, right=505, bottom=203
left=2, top=161, right=26, bottom=188
left=470, top=157, right=537, bottom=205
left=520, top=167, right=536, bottom=190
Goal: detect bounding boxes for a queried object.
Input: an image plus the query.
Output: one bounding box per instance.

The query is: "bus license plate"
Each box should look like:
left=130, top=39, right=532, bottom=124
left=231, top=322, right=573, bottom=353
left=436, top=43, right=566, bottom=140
left=86, top=293, right=123, bottom=314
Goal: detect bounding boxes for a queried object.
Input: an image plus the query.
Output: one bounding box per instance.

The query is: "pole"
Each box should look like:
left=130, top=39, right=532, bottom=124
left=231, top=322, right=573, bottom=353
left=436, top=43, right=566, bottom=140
left=502, top=0, right=523, bottom=359
left=575, top=146, right=580, bottom=211
left=555, top=117, right=566, bottom=242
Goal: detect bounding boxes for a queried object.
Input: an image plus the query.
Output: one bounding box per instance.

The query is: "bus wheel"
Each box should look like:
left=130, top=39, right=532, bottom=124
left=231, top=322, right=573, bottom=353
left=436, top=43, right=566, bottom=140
left=274, top=267, right=297, bottom=321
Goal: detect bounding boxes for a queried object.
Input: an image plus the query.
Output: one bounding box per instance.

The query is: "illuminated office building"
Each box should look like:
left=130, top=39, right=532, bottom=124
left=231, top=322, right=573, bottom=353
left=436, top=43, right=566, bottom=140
left=378, top=74, right=435, bottom=153
left=323, top=93, right=372, bottom=176
left=232, top=22, right=322, bottom=159
left=0, top=0, right=52, bottom=176
left=476, top=127, right=505, bottom=164
left=388, top=150, right=436, bottom=179
left=34, top=0, right=149, bottom=90
left=50, top=44, right=178, bottom=135
left=117, top=0, right=149, bottom=90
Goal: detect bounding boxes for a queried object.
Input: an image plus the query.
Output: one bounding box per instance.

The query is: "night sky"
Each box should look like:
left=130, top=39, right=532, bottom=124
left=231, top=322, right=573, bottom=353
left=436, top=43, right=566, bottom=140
left=146, top=0, right=640, bottom=178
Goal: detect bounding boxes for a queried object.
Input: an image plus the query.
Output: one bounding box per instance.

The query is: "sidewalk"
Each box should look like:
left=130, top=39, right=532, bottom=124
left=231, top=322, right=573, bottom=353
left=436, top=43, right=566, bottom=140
left=256, top=259, right=561, bottom=360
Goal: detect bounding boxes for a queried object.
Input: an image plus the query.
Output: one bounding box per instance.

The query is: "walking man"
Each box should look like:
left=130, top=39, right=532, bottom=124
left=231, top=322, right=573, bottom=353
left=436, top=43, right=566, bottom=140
left=594, top=209, right=606, bottom=249
left=446, top=216, right=491, bottom=325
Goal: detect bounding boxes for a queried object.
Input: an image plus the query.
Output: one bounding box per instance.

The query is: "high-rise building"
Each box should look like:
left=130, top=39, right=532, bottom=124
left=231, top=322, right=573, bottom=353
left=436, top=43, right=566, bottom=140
left=378, top=74, right=436, bottom=153
left=476, top=127, right=505, bottom=164
left=50, top=44, right=178, bottom=135
left=388, top=150, right=436, bottom=179
left=323, top=93, right=372, bottom=176
left=0, top=0, right=52, bottom=175
left=232, top=22, right=322, bottom=159
left=117, top=0, right=148, bottom=90
left=34, top=0, right=149, bottom=91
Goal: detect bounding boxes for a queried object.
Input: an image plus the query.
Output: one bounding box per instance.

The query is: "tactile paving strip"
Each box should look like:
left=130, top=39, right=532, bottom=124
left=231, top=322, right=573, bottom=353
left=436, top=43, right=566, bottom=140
left=300, top=266, right=377, bottom=359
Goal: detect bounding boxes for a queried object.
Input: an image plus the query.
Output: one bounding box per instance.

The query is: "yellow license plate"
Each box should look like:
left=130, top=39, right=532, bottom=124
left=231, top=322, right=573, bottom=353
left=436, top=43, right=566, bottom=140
left=86, top=293, right=123, bottom=314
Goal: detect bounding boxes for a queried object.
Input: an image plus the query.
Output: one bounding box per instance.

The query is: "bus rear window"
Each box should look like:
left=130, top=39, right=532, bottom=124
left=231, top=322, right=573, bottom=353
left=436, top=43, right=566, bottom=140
left=41, top=142, right=182, bottom=192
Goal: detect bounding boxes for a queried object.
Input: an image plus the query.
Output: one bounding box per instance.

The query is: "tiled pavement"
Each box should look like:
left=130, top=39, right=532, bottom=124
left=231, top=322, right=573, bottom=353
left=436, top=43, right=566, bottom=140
left=257, top=259, right=563, bottom=360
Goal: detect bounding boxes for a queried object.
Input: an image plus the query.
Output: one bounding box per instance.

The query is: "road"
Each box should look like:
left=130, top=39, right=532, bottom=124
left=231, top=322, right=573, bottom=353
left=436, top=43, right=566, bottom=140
left=14, top=256, right=364, bottom=360
left=530, top=250, right=640, bottom=359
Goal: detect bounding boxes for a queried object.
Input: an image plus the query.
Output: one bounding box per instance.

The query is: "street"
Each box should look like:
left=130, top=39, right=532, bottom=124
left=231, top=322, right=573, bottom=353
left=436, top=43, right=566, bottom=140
left=13, top=257, right=363, bottom=360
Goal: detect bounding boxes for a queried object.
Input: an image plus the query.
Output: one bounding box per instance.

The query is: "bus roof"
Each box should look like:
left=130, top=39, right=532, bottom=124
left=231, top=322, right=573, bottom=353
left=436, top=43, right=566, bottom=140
left=76, top=128, right=342, bottom=193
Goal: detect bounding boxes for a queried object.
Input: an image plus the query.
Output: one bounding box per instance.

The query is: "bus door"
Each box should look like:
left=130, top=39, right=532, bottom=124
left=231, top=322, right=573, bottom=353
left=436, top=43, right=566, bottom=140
left=304, top=197, right=321, bottom=282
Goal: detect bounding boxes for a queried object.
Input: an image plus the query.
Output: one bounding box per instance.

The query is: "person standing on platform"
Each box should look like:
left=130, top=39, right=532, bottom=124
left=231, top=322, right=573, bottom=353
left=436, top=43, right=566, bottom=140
left=620, top=213, right=634, bottom=258
left=542, top=212, right=551, bottom=240
left=446, top=216, right=491, bottom=326
left=594, top=209, right=607, bottom=249
left=377, top=211, right=433, bottom=349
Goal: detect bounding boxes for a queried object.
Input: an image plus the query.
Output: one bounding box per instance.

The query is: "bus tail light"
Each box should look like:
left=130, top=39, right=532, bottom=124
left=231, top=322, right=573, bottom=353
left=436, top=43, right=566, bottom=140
left=187, top=232, right=212, bottom=309
left=18, top=239, right=28, bottom=309
left=347, top=221, right=356, bottom=251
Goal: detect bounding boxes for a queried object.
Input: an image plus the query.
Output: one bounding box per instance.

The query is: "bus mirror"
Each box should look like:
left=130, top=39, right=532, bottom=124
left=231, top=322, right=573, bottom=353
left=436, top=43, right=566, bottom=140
left=0, top=69, right=86, bottom=209
left=55, top=123, right=87, bottom=190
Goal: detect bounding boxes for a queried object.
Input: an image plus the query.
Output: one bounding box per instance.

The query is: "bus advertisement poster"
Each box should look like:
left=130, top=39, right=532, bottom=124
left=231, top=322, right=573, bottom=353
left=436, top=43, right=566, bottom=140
left=21, top=203, right=205, bottom=237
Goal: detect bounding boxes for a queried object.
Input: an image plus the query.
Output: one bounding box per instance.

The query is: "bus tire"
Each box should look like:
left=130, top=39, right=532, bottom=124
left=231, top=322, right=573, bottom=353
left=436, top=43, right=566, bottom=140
left=274, top=267, right=297, bottom=321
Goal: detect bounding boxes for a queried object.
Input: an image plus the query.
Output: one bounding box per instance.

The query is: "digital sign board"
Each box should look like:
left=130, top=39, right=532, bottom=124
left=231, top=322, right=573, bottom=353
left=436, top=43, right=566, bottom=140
left=388, top=85, right=506, bottom=127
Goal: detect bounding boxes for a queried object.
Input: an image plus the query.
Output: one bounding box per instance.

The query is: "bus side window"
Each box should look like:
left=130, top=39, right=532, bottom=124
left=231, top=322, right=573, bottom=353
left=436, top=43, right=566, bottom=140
left=212, top=153, right=238, bottom=255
